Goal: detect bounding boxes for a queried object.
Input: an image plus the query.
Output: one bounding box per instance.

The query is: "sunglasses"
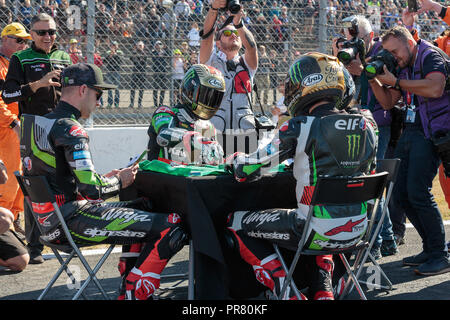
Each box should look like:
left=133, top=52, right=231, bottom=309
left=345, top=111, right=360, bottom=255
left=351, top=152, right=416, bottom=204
left=7, top=36, right=28, bottom=44
left=87, top=85, right=103, bottom=100
left=222, top=29, right=239, bottom=38
left=32, top=29, right=57, bottom=36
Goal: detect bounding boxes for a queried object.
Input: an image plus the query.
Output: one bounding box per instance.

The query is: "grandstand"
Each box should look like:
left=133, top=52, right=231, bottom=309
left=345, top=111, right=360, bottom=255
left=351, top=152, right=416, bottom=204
left=1, top=0, right=448, bottom=125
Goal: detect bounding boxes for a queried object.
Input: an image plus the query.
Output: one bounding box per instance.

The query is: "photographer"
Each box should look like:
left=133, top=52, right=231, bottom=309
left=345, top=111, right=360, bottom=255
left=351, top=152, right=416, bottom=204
left=199, top=0, right=259, bottom=156
left=369, top=25, right=450, bottom=276
left=417, top=0, right=450, bottom=25
left=333, top=15, right=399, bottom=258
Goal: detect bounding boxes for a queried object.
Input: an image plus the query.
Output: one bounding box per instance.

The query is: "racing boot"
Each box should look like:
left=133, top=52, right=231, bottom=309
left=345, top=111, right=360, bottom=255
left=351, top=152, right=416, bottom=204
left=255, top=254, right=307, bottom=300
left=117, top=243, right=143, bottom=300
left=125, top=267, right=161, bottom=300
left=310, top=255, right=335, bottom=300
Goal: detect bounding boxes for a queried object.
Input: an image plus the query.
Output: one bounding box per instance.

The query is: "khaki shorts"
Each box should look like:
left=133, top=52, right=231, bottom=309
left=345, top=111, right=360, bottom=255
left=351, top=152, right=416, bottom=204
left=0, top=230, right=28, bottom=261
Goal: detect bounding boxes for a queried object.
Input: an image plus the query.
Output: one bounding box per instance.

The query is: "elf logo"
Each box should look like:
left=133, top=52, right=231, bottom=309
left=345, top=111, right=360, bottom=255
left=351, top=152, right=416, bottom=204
left=334, top=118, right=361, bottom=131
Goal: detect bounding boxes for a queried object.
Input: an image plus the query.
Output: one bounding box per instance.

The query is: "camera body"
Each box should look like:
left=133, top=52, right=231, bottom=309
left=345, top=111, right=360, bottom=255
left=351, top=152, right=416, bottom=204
left=365, top=49, right=398, bottom=79
left=227, top=0, right=241, bottom=14
left=336, top=37, right=366, bottom=65
left=432, top=131, right=450, bottom=177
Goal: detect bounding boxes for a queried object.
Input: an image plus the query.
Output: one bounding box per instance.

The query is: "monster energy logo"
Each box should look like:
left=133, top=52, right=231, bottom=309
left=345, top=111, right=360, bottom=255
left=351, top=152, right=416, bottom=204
left=289, top=62, right=303, bottom=83
left=184, top=69, right=196, bottom=85
left=346, top=134, right=361, bottom=159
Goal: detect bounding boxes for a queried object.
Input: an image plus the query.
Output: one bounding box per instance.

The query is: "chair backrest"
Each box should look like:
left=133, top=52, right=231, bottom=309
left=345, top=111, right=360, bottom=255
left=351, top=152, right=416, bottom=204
left=14, top=171, right=62, bottom=235
left=310, top=172, right=389, bottom=206
left=376, top=158, right=401, bottom=184
left=14, top=172, right=55, bottom=204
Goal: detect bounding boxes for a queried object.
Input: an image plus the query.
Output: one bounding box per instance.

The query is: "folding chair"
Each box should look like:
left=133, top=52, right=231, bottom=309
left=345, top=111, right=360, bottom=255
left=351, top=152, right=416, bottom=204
left=14, top=172, right=115, bottom=300
left=342, top=158, right=401, bottom=296
left=272, top=172, right=388, bottom=300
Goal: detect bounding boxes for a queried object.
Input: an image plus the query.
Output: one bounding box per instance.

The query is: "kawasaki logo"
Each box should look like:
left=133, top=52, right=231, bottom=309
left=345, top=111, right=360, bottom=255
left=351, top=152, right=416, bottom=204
left=346, top=134, right=361, bottom=160
left=242, top=211, right=281, bottom=227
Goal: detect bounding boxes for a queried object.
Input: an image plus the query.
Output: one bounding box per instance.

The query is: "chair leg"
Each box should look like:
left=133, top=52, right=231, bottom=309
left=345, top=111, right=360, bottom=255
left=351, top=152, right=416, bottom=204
left=38, top=249, right=76, bottom=300
left=71, top=245, right=115, bottom=300
left=188, top=240, right=195, bottom=300
left=273, top=244, right=303, bottom=300
left=338, top=253, right=367, bottom=300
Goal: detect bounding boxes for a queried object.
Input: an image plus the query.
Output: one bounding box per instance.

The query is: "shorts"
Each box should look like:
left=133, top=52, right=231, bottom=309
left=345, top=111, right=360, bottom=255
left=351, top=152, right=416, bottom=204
left=0, top=230, right=28, bottom=261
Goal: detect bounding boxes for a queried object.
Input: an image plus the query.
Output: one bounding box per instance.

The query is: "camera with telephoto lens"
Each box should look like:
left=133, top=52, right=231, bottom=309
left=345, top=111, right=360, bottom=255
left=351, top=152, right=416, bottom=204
left=227, top=0, right=241, bottom=14
left=364, top=49, right=398, bottom=80
left=432, top=132, right=450, bottom=178
left=336, top=37, right=366, bottom=65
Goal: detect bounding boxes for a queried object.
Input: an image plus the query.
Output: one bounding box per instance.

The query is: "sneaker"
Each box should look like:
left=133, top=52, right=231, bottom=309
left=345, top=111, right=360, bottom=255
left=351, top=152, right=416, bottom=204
left=370, top=246, right=382, bottom=261
left=414, top=257, right=450, bottom=276
left=29, top=250, right=44, bottom=264
left=403, top=251, right=429, bottom=266
left=380, top=239, right=399, bottom=257
left=394, top=234, right=405, bottom=246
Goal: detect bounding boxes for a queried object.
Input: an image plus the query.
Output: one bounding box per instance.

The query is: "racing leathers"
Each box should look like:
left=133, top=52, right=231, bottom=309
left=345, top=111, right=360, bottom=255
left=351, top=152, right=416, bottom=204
left=20, top=101, right=187, bottom=300
left=147, top=104, right=224, bottom=165
left=227, top=103, right=377, bottom=299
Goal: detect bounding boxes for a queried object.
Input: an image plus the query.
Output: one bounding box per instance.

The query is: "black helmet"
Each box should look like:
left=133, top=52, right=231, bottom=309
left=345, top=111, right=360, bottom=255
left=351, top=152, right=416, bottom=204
left=284, top=52, right=345, bottom=117
left=181, top=64, right=226, bottom=120
left=336, top=66, right=356, bottom=110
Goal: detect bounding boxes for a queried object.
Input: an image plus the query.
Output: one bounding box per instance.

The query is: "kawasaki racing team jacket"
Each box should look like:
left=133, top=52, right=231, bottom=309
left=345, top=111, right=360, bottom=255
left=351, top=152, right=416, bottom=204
left=20, top=102, right=121, bottom=233
left=2, top=43, right=72, bottom=116
left=232, top=104, right=378, bottom=250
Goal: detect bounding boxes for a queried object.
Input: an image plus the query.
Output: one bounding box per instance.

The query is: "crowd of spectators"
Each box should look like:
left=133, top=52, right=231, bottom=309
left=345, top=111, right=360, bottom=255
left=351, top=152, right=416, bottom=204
left=0, top=0, right=447, bottom=109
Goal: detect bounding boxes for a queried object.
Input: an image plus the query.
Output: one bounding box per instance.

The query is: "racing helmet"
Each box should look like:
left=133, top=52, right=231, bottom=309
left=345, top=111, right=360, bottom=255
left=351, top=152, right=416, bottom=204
left=284, top=52, right=346, bottom=117
left=181, top=64, right=226, bottom=120
left=335, top=65, right=356, bottom=110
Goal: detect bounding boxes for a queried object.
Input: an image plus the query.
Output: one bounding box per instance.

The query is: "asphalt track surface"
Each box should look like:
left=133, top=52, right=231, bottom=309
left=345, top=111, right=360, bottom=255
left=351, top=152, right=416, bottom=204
left=0, top=223, right=449, bottom=305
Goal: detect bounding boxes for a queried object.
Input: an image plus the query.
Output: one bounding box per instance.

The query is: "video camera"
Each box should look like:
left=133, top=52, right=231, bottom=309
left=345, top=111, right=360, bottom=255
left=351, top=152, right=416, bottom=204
left=336, top=17, right=366, bottom=65
left=364, top=49, right=398, bottom=80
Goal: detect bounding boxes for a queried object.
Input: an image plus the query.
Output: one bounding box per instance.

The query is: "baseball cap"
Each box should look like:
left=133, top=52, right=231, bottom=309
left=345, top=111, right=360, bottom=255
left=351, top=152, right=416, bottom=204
left=1, top=22, right=32, bottom=40
left=69, top=38, right=78, bottom=44
left=61, top=63, right=117, bottom=90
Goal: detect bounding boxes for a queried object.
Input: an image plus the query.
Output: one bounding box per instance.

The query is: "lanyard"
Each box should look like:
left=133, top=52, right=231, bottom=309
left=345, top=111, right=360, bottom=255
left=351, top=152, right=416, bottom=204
left=406, top=48, right=420, bottom=108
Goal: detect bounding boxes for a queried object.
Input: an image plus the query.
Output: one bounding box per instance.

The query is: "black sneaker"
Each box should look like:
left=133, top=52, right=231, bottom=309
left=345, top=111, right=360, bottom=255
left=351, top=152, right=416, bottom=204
left=394, top=234, right=405, bottom=246
left=370, top=246, right=382, bottom=261
left=403, top=251, right=429, bottom=266
left=380, top=239, right=399, bottom=257
left=29, top=250, right=44, bottom=264
left=414, top=257, right=450, bottom=276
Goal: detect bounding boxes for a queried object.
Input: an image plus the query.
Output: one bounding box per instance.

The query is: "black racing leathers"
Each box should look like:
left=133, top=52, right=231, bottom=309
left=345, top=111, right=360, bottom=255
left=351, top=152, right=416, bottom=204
left=147, top=104, right=223, bottom=165
left=20, top=102, right=187, bottom=300
left=227, top=104, right=377, bottom=299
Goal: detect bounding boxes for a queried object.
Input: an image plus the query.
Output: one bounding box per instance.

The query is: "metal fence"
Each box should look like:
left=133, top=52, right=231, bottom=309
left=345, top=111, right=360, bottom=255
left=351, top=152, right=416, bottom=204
left=3, top=0, right=448, bottom=126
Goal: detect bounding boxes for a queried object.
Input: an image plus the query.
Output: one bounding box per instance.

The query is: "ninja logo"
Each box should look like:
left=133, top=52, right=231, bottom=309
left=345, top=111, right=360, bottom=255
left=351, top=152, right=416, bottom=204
left=346, top=134, right=361, bottom=160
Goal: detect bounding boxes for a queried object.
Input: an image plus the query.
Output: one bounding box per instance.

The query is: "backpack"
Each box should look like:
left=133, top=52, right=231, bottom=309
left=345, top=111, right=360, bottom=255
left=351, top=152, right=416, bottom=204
left=419, top=44, right=450, bottom=91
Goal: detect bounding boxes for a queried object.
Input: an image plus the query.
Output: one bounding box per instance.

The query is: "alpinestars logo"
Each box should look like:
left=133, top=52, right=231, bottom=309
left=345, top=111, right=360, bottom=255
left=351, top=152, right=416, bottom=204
left=84, top=227, right=146, bottom=238
left=346, top=134, right=361, bottom=160
left=324, top=217, right=366, bottom=236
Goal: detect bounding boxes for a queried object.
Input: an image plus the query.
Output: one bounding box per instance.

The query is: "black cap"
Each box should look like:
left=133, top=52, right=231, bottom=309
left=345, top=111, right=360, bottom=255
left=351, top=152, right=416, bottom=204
left=61, top=63, right=117, bottom=90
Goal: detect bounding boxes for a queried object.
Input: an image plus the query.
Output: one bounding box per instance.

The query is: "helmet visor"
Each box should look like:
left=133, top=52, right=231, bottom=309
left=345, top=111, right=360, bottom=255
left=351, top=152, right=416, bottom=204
left=193, top=85, right=224, bottom=120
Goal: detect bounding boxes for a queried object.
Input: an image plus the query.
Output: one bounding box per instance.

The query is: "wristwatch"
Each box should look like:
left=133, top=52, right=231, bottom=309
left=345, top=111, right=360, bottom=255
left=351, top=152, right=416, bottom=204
left=9, top=119, right=19, bottom=129
left=394, top=77, right=401, bottom=91
left=234, top=21, right=244, bottom=29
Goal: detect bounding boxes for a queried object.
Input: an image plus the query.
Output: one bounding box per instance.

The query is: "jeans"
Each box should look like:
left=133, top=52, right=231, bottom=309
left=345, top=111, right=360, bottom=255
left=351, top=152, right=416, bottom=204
left=107, top=71, right=121, bottom=107
left=392, top=127, right=446, bottom=259
left=372, top=125, right=395, bottom=248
